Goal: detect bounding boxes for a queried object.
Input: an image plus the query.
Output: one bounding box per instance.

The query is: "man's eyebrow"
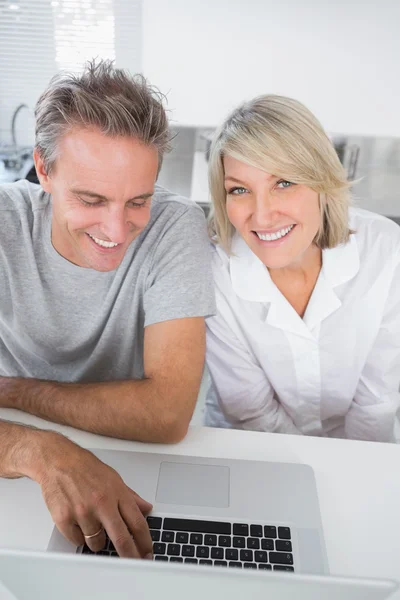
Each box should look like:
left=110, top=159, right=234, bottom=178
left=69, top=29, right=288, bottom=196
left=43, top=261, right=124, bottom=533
left=71, top=189, right=154, bottom=202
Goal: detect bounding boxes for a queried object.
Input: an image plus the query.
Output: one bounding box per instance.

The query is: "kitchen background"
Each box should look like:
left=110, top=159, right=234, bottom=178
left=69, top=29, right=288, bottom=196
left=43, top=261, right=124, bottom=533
left=1, top=0, right=400, bottom=423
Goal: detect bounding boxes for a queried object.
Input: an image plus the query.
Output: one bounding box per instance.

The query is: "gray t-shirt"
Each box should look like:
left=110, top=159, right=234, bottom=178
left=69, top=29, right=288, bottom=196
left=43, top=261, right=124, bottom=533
left=0, top=180, right=215, bottom=382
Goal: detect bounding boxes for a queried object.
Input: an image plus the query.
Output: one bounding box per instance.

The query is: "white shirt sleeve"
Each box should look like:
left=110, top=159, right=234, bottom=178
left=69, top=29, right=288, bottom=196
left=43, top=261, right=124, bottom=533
left=206, top=309, right=301, bottom=434
left=345, top=259, right=400, bottom=442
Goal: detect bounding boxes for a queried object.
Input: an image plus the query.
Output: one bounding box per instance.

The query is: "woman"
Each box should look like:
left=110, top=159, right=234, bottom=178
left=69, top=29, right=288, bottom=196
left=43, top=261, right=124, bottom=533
left=205, top=95, right=400, bottom=442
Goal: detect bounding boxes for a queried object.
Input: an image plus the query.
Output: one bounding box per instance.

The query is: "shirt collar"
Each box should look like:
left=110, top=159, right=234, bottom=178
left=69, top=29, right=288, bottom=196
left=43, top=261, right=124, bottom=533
left=229, top=232, right=360, bottom=338
left=229, top=231, right=360, bottom=303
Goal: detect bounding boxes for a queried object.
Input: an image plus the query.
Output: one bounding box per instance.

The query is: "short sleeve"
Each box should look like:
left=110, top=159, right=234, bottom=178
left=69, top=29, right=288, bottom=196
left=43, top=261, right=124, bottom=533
left=144, top=205, right=216, bottom=326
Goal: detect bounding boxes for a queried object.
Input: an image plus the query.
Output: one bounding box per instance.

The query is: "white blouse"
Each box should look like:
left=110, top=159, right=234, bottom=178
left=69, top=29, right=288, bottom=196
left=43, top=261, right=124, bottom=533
left=205, top=208, right=400, bottom=442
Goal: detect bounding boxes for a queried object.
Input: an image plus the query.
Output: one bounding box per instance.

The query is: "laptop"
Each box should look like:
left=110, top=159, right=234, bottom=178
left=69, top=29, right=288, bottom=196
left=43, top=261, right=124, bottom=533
left=0, top=550, right=397, bottom=600
left=48, top=448, right=327, bottom=574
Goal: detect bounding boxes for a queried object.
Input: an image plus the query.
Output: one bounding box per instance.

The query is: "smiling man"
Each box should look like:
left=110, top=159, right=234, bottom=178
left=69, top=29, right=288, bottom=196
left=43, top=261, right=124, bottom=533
left=0, top=60, right=215, bottom=557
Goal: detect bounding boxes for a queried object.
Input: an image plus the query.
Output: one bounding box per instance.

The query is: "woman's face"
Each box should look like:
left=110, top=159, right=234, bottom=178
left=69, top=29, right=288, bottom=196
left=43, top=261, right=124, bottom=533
left=224, top=155, right=321, bottom=270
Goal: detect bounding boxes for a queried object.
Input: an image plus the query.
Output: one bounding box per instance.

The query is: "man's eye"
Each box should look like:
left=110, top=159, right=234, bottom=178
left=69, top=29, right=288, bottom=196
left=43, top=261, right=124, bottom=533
left=227, top=187, right=248, bottom=195
left=79, top=197, right=102, bottom=207
left=128, top=200, right=148, bottom=208
left=276, top=180, right=294, bottom=189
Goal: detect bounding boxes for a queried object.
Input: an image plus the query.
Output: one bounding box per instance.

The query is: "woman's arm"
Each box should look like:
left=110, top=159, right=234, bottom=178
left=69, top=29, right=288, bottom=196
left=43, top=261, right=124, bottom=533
left=345, top=261, right=400, bottom=442
left=206, top=310, right=301, bottom=434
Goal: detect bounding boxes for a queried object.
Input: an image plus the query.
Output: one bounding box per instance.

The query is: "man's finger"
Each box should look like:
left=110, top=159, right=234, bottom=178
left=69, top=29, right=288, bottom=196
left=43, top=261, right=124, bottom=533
left=76, top=514, right=107, bottom=553
left=101, top=510, right=141, bottom=559
left=54, top=520, right=85, bottom=548
left=131, top=490, right=153, bottom=514
left=119, top=496, right=153, bottom=559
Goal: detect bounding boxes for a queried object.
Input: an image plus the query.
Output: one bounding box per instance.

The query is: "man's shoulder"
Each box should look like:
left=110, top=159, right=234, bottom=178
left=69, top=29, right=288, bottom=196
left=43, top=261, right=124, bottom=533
left=152, top=185, right=205, bottom=219
left=0, top=180, right=48, bottom=216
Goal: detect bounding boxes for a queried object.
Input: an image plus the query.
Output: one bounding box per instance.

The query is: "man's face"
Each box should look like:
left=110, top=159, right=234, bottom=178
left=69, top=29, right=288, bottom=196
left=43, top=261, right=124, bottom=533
left=35, top=127, right=159, bottom=272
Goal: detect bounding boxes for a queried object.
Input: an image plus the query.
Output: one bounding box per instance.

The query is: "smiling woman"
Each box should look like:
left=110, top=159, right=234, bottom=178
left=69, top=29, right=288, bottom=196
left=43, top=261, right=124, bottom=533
left=205, top=94, right=400, bottom=442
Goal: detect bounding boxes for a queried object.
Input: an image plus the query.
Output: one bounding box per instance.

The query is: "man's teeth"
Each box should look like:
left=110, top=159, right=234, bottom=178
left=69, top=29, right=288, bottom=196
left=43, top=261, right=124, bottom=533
left=256, top=225, right=294, bottom=241
left=88, top=234, right=119, bottom=248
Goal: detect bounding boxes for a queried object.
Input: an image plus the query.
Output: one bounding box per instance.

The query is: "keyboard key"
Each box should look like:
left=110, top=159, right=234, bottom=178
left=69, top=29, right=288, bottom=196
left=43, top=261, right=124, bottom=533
left=233, top=537, right=245, bottom=548
left=276, top=540, right=292, bottom=552
left=244, top=563, right=257, bottom=569
left=110, top=552, right=118, bottom=557
left=240, top=549, right=253, bottom=562
left=162, top=531, right=175, bottom=543
left=182, top=545, right=195, bottom=557
left=278, top=527, right=291, bottom=540
left=196, top=546, right=210, bottom=559
left=259, top=564, right=272, bottom=570
left=82, top=546, right=94, bottom=554
left=190, top=534, right=203, bottom=545
left=108, top=540, right=115, bottom=552
left=255, top=551, right=268, bottom=563
left=153, top=543, right=166, bottom=555
left=211, top=547, right=224, bottom=560
left=150, top=530, right=161, bottom=542
left=261, top=539, right=274, bottom=551
left=204, top=534, right=217, bottom=546
left=214, top=560, right=228, bottom=567
left=229, top=562, right=242, bottom=568
left=176, top=533, right=189, bottom=544
left=167, top=544, right=180, bottom=557
left=233, top=523, right=249, bottom=536
left=264, top=526, right=277, bottom=538
left=218, top=535, right=231, bottom=547
left=226, top=549, right=239, bottom=561
left=155, top=556, right=168, bottom=562
left=147, top=517, right=162, bottom=529
left=269, top=552, right=294, bottom=565
left=163, top=518, right=231, bottom=535
left=170, top=557, right=183, bottom=563
left=247, top=538, right=260, bottom=550
left=184, top=558, right=198, bottom=564
left=98, top=550, right=108, bottom=555
left=250, top=525, right=263, bottom=537
left=274, top=565, right=294, bottom=572
left=199, top=560, right=212, bottom=565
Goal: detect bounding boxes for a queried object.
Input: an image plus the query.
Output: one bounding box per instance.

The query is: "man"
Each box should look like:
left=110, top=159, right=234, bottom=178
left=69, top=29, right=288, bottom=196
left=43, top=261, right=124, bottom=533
left=0, top=61, right=215, bottom=558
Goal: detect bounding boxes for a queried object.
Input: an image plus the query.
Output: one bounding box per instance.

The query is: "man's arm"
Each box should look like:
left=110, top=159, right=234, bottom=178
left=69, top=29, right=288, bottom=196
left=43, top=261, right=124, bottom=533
left=0, top=419, right=46, bottom=479
left=0, top=317, right=205, bottom=443
left=0, top=419, right=153, bottom=557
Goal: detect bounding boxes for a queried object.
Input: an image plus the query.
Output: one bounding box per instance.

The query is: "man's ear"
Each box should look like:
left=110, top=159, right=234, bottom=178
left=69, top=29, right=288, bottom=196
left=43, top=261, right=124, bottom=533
left=33, top=148, right=52, bottom=193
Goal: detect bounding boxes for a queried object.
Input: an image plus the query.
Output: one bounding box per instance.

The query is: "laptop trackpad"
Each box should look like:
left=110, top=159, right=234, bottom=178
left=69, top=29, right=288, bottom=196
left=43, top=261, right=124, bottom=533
left=156, top=462, right=230, bottom=508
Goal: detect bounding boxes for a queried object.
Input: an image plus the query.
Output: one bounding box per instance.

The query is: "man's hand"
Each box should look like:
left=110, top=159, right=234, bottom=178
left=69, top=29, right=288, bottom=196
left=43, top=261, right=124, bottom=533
left=35, top=433, right=154, bottom=558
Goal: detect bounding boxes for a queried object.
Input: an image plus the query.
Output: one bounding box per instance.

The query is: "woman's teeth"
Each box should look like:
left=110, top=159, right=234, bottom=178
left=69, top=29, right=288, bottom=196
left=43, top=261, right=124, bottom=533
left=256, top=224, right=294, bottom=241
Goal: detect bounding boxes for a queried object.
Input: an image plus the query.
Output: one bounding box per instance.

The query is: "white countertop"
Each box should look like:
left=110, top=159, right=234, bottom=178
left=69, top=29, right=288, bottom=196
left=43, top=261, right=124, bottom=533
left=0, top=408, right=399, bottom=583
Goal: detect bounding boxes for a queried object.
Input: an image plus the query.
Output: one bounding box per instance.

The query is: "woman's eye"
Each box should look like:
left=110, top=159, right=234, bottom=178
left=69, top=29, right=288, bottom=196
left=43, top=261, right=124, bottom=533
left=276, top=180, right=294, bottom=189
left=227, top=186, right=248, bottom=195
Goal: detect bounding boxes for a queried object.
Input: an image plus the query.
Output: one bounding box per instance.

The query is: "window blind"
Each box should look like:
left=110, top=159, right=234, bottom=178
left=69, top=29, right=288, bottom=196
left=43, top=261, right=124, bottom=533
left=0, top=0, right=142, bottom=146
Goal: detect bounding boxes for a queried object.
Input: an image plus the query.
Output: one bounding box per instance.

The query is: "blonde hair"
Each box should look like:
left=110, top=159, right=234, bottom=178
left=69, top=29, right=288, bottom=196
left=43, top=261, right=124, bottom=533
left=208, top=95, right=352, bottom=252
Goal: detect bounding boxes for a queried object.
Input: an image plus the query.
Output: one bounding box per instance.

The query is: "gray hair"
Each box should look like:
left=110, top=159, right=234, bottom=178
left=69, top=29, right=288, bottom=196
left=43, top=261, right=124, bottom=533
left=208, top=95, right=353, bottom=252
left=35, top=59, right=171, bottom=174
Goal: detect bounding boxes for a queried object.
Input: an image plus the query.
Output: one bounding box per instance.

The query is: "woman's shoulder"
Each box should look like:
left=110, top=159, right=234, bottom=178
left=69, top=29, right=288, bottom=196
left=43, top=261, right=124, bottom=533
left=210, top=241, right=230, bottom=270
left=349, top=207, right=400, bottom=256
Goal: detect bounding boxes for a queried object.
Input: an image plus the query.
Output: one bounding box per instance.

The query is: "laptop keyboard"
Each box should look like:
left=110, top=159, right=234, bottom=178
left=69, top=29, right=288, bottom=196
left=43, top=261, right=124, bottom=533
left=81, top=516, right=294, bottom=572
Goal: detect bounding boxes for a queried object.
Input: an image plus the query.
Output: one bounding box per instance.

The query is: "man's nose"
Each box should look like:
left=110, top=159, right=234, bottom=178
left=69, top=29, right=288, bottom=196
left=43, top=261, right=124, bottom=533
left=103, top=207, right=131, bottom=243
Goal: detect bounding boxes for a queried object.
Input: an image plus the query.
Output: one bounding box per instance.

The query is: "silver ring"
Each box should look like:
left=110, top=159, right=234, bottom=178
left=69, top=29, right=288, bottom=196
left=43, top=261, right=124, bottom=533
left=83, top=527, right=104, bottom=540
